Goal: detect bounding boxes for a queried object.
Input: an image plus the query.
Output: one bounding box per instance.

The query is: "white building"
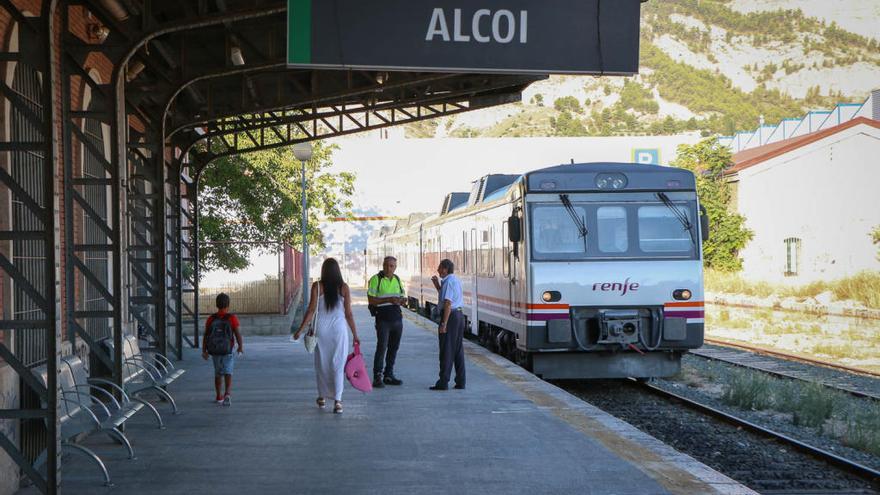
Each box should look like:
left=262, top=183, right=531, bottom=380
left=726, top=116, right=880, bottom=283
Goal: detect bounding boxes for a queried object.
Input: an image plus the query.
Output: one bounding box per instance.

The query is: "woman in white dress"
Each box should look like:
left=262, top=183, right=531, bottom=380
left=294, top=258, right=360, bottom=413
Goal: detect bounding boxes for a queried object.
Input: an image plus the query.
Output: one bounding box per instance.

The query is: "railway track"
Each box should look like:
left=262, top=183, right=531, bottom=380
left=705, top=338, right=880, bottom=378
left=639, top=381, right=880, bottom=485
left=566, top=379, right=880, bottom=494
left=695, top=341, right=880, bottom=401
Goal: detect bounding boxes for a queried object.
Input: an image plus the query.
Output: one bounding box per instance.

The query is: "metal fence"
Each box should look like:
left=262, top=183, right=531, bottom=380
left=186, top=243, right=301, bottom=315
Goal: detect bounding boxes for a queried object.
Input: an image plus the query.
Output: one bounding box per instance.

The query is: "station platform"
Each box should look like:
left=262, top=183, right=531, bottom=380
left=34, top=293, right=753, bottom=494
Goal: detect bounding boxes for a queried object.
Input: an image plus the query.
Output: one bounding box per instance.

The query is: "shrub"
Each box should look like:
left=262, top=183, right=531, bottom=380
left=721, top=370, right=773, bottom=410
left=554, top=96, right=582, bottom=114
left=844, top=405, right=880, bottom=456
left=791, top=383, right=839, bottom=429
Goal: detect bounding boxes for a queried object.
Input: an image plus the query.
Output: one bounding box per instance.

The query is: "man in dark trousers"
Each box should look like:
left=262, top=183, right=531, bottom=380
left=367, top=256, right=407, bottom=388
left=430, top=259, right=465, bottom=391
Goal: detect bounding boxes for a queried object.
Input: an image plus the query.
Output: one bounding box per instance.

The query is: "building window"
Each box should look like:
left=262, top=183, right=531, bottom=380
left=784, top=237, right=801, bottom=277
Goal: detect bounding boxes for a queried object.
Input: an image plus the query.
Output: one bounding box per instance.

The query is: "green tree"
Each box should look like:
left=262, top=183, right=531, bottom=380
left=551, top=111, right=588, bottom=136
left=198, top=139, right=355, bottom=273
left=618, top=80, right=659, bottom=114
left=671, top=138, right=752, bottom=271
left=554, top=96, right=582, bottom=114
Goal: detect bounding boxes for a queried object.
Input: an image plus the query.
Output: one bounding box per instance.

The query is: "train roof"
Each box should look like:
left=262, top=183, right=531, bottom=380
left=525, top=162, right=695, bottom=192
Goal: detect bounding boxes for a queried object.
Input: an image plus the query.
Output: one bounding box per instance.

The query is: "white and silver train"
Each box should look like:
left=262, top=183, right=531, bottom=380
left=367, top=162, right=709, bottom=379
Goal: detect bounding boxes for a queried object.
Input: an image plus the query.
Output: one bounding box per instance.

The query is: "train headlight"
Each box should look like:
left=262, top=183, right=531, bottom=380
left=596, top=173, right=627, bottom=190
left=542, top=291, right=561, bottom=302
left=673, top=289, right=692, bottom=300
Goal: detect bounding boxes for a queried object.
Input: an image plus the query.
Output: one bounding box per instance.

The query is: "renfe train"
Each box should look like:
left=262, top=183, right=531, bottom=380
left=367, top=162, right=709, bottom=379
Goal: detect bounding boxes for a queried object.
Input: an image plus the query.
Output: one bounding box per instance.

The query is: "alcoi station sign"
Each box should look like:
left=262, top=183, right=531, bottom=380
left=287, top=0, right=642, bottom=75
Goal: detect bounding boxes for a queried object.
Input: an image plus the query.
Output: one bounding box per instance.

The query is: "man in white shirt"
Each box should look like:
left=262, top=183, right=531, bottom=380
left=429, top=259, right=465, bottom=390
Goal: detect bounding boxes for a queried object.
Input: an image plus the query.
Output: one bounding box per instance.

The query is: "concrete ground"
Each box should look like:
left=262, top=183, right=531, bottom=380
left=28, top=293, right=752, bottom=494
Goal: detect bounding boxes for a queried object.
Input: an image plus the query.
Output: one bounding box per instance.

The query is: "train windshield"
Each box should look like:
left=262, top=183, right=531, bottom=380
left=530, top=201, right=698, bottom=260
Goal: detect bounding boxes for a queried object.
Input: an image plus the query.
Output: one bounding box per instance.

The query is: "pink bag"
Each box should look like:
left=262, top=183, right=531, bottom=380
left=345, top=342, right=372, bottom=393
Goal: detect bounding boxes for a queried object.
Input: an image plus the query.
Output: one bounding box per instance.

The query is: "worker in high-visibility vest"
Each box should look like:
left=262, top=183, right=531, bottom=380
left=367, top=256, right=406, bottom=388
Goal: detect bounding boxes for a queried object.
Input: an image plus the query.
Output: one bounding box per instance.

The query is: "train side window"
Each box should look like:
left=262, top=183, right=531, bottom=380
left=479, top=230, right=490, bottom=276
left=489, top=227, right=496, bottom=277
left=462, top=231, right=468, bottom=274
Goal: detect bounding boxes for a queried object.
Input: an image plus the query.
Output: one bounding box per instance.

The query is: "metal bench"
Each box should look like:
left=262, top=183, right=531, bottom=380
left=123, top=335, right=186, bottom=384
left=102, top=335, right=184, bottom=414
left=31, top=356, right=146, bottom=487
left=66, top=355, right=165, bottom=430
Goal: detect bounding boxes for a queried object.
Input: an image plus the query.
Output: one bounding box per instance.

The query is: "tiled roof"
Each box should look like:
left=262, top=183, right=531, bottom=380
left=725, top=117, right=880, bottom=175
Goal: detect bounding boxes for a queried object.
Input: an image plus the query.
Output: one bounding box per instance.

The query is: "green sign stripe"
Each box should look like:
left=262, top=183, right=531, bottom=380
left=288, top=0, right=311, bottom=64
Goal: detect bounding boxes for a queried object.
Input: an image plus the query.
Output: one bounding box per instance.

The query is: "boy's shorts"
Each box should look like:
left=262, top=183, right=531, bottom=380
left=212, top=353, right=235, bottom=376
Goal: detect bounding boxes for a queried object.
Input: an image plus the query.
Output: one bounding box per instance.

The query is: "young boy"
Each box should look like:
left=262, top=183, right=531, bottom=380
left=202, top=293, right=244, bottom=406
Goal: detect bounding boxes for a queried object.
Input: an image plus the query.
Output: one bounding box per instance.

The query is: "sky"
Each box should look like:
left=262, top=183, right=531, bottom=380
left=326, top=132, right=701, bottom=218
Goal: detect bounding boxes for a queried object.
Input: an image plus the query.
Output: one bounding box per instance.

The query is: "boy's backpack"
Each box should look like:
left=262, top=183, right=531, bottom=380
left=206, top=313, right=234, bottom=355
left=368, top=271, right=402, bottom=317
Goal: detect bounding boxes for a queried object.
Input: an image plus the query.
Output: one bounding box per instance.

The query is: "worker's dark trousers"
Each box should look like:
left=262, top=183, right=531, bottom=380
left=374, top=317, right=403, bottom=378
left=437, top=309, right=466, bottom=387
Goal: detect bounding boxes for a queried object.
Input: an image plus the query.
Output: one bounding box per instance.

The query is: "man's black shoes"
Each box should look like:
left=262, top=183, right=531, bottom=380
left=383, top=375, right=403, bottom=386
left=454, top=384, right=466, bottom=390
left=429, top=384, right=448, bottom=391
left=373, top=376, right=385, bottom=388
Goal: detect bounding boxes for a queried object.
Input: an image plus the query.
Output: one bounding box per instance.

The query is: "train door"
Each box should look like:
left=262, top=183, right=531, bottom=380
left=501, top=220, right=521, bottom=318
left=506, top=206, right=523, bottom=319
left=469, top=228, right=478, bottom=332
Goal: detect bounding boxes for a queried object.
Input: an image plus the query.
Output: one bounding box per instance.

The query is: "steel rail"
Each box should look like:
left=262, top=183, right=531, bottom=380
left=705, top=338, right=880, bottom=379
left=637, top=381, right=880, bottom=486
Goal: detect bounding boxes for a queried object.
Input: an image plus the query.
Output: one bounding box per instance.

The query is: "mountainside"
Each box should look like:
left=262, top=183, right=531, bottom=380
left=407, top=0, right=880, bottom=139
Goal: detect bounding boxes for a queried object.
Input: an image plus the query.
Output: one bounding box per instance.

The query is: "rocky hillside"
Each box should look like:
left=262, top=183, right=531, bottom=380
left=406, top=0, right=880, bottom=139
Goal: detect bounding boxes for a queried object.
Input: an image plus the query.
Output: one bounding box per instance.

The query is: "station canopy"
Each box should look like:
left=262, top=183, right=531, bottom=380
left=115, top=0, right=641, bottom=154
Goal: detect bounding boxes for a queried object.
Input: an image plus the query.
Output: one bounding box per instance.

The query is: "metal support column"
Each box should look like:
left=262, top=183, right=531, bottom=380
left=0, top=2, right=60, bottom=492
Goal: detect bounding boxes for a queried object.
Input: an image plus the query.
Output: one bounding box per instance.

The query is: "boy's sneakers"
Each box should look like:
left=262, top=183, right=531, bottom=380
left=216, top=395, right=224, bottom=405
left=222, top=394, right=231, bottom=406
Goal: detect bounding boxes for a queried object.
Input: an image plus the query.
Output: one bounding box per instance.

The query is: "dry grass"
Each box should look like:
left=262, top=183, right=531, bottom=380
left=844, top=405, right=880, bottom=456
left=810, top=342, right=874, bottom=361
left=721, top=369, right=773, bottom=411
left=705, top=270, right=880, bottom=309
left=719, top=369, right=847, bottom=433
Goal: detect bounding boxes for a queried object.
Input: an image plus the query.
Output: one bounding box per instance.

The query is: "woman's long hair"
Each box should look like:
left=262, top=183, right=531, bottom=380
left=320, top=258, right=344, bottom=310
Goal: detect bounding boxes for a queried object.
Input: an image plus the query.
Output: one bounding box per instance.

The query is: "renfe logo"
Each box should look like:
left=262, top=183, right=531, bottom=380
left=593, top=278, right=640, bottom=296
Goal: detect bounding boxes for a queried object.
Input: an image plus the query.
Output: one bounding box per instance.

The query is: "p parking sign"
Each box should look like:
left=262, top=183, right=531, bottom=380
left=632, top=148, right=660, bottom=165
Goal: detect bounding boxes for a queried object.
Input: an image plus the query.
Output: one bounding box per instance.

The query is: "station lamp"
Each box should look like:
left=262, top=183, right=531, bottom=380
left=230, top=45, right=245, bottom=66
left=293, top=143, right=313, bottom=307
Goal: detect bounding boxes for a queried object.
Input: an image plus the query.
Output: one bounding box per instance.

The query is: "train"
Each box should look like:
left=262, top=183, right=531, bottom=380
left=366, top=162, right=708, bottom=379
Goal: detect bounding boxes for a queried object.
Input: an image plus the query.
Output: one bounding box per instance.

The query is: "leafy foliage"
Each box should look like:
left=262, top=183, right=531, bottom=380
left=617, top=80, right=659, bottom=114
left=550, top=110, right=588, bottom=137
left=873, top=226, right=880, bottom=260
left=198, top=139, right=355, bottom=273
left=553, top=96, right=582, bottom=114
left=670, top=139, right=752, bottom=271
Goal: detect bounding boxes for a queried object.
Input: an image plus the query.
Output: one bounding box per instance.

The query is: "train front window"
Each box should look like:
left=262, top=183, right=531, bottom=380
left=597, top=206, right=628, bottom=253
left=532, top=205, right=588, bottom=254
left=638, top=206, right=694, bottom=253
left=529, top=200, right=698, bottom=260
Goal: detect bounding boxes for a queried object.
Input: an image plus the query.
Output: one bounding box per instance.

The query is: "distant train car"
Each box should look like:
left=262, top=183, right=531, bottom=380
left=366, top=162, right=708, bottom=379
